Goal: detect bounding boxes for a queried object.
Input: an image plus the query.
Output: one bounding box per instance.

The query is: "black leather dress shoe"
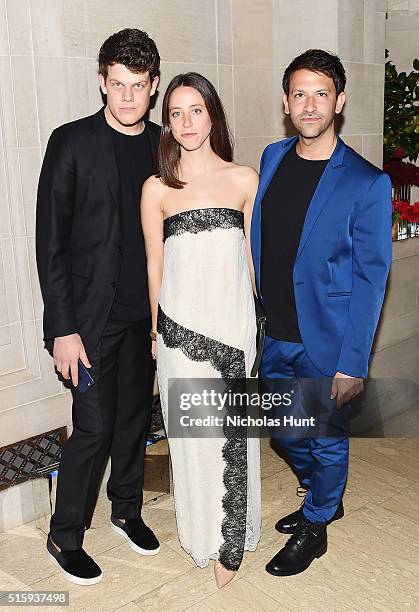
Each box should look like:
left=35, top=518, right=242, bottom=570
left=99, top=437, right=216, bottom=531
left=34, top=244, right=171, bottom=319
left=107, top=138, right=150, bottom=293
left=275, top=500, right=344, bottom=534
left=266, top=518, right=327, bottom=576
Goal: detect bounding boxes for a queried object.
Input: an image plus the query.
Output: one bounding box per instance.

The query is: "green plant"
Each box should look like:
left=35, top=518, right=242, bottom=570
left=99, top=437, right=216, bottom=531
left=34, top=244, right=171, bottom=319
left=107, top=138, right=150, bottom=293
left=392, top=208, right=400, bottom=225
left=383, top=50, right=419, bottom=164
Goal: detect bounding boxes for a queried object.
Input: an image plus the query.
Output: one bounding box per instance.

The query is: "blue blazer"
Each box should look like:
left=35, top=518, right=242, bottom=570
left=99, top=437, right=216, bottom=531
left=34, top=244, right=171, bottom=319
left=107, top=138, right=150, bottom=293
left=251, top=136, right=392, bottom=378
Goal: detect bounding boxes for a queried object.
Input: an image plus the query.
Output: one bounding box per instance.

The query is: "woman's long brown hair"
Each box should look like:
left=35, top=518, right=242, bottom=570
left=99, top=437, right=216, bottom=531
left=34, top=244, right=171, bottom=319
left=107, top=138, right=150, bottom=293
left=157, top=72, right=233, bottom=189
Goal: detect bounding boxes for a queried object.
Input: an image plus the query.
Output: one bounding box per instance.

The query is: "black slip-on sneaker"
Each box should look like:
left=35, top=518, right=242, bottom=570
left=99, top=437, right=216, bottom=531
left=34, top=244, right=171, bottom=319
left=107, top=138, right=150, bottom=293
left=110, top=516, right=160, bottom=555
left=46, top=534, right=103, bottom=586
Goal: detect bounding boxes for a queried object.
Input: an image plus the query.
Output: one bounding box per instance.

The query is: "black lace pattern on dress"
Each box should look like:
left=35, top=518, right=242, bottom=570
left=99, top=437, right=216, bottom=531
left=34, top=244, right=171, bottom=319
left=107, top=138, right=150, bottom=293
left=219, top=396, right=248, bottom=571
left=157, top=305, right=246, bottom=380
left=157, top=306, right=248, bottom=570
left=164, top=208, right=244, bottom=242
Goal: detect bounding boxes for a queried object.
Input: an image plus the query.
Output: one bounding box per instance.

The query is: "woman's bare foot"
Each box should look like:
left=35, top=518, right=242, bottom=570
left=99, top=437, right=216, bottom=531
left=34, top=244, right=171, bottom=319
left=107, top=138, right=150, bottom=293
left=214, top=560, right=236, bottom=588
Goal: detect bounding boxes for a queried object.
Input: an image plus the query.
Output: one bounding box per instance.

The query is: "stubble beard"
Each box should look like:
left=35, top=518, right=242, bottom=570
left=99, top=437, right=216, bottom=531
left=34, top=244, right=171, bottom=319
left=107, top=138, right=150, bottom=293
left=296, top=112, right=335, bottom=141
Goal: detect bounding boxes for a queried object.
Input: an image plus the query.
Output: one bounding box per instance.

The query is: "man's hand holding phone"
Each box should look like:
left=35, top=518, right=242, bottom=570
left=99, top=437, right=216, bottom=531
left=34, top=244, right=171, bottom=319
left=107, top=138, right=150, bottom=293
left=53, top=333, right=91, bottom=387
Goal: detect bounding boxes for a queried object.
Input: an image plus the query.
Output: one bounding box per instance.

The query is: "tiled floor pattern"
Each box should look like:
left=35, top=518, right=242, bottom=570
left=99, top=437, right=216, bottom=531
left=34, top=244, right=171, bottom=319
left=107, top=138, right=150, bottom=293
left=1, top=438, right=418, bottom=611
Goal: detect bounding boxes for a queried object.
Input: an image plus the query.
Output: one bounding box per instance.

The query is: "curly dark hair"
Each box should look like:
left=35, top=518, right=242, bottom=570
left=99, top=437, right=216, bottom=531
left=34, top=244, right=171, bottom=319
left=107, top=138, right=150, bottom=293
left=98, top=28, right=160, bottom=80
left=283, top=49, right=346, bottom=96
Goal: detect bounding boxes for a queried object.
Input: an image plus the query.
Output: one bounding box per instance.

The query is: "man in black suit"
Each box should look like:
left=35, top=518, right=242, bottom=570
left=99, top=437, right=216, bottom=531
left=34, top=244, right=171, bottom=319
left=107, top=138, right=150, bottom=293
left=36, top=28, right=161, bottom=585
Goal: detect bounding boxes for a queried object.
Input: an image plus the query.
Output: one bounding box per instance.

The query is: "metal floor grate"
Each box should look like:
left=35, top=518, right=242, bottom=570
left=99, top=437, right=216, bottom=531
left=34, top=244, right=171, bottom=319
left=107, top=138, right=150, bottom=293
left=0, top=429, right=64, bottom=490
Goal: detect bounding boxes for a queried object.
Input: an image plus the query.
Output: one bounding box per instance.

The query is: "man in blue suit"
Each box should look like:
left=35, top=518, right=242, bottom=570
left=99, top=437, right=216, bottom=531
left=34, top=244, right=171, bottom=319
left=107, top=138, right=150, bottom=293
left=250, top=49, right=392, bottom=576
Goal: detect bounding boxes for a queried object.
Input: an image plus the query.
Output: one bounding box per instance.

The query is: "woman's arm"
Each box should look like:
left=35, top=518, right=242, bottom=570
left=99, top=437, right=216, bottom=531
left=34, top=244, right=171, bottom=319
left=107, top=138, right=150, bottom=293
left=140, top=176, right=165, bottom=358
left=241, top=167, right=259, bottom=295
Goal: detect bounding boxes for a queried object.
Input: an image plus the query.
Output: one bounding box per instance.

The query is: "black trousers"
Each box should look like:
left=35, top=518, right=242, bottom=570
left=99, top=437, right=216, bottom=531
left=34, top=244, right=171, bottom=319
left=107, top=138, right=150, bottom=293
left=50, top=317, right=154, bottom=550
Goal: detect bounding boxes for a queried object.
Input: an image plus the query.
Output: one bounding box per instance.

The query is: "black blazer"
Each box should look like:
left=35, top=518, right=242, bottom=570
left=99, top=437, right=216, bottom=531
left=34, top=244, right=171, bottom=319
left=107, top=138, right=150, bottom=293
left=36, top=108, right=161, bottom=356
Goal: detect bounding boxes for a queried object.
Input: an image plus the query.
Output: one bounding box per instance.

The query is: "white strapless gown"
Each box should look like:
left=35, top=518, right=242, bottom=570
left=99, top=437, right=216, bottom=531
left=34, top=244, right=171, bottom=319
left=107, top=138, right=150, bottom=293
left=156, top=207, right=261, bottom=570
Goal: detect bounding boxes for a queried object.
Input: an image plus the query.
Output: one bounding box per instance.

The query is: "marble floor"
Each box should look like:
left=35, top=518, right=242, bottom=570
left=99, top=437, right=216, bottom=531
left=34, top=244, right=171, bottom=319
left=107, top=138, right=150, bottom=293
left=0, top=438, right=418, bottom=611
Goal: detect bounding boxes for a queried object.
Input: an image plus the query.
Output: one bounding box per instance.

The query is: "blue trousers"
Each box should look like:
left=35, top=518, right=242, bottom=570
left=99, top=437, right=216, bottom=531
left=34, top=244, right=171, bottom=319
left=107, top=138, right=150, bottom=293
left=260, top=336, right=349, bottom=523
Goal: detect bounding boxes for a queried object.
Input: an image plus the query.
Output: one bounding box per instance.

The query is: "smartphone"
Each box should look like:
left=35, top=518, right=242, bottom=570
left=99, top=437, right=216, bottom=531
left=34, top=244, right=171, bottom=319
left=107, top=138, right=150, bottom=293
left=76, top=359, right=95, bottom=393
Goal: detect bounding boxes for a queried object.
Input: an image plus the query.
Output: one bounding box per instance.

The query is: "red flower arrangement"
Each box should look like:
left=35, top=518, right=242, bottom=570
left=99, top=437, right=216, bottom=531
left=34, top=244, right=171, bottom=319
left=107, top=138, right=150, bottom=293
left=392, top=200, right=419, bottom=224
left=410, top=201, right=419, bottom=222
left=393, top=147, right=406, bottom=159
left=384, top=161, right=419, bottom=188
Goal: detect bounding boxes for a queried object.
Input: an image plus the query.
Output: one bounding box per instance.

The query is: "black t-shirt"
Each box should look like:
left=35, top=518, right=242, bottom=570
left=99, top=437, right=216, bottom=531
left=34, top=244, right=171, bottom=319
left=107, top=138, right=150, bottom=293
left=261, top=143, right=328, bottom=342
left=109, top=125, right=154, bottom=321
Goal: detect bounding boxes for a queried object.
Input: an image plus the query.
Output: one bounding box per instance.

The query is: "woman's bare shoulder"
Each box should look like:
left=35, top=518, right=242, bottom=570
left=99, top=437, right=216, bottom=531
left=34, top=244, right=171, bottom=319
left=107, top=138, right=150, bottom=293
left=141, top=175, right=169, bottom=206
left=228, top=163, right=259, bottom=189
left=142, top=174, right=167, bottom=194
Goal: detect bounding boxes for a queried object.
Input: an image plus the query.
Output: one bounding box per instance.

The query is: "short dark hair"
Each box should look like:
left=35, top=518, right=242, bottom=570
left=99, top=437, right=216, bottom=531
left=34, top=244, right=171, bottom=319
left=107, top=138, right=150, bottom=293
left=158, top=72, right=233, bottom=189
left=283, top=49, right=346, bottom=96
left=98, top=28, right=160, bottom=81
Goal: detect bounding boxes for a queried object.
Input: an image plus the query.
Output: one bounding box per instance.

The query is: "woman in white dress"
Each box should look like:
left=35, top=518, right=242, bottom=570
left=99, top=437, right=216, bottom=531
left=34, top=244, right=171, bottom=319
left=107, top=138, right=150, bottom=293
left=141, top=72, right=261, bottom=588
